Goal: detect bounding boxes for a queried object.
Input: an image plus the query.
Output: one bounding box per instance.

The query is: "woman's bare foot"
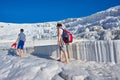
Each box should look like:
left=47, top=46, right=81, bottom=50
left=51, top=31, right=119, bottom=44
left=57, top=59, right=62, bottom=62
left=61, top=61, right=69, bottom=64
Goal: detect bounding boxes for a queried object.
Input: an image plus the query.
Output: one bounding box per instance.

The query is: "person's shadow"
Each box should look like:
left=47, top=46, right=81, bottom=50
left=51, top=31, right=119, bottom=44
left=8, top=48, right=18, bottom=56
left=30, top=45, right=59, bottom=60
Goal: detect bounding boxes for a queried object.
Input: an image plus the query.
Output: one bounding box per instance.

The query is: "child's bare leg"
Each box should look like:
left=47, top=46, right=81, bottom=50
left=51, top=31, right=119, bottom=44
left=20, top=49, right=23, bottom=57
left=17, top=49, right=21, bottom=58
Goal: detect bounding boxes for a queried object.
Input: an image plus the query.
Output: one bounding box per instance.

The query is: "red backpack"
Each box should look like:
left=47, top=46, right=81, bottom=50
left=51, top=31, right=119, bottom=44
left=62, top=29, right=73, bottom=43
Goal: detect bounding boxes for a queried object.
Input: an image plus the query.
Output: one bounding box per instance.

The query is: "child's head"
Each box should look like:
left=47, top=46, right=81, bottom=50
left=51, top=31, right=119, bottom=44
left=20, top=29, right=24, bottom=32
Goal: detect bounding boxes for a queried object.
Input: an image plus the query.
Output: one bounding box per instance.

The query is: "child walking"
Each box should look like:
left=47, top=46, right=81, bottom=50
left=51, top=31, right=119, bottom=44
left=15, top=29, right=26, bottom=58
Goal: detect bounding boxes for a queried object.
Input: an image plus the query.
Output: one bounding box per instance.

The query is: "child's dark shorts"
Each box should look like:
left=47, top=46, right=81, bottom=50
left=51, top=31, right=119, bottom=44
left=17, top=40, right=24, bottom=49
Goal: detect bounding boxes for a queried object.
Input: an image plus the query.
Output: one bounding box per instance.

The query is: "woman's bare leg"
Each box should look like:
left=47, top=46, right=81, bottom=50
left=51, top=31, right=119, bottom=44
left=59, top=50, right=63, bottom=62
left=63, top=50, right=69, bottom=64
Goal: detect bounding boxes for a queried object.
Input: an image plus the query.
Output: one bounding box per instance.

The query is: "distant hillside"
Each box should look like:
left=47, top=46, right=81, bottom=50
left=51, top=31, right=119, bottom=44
left=60, top=6, right=120, bottom=40
left=0, top=6, right=120, bottom=41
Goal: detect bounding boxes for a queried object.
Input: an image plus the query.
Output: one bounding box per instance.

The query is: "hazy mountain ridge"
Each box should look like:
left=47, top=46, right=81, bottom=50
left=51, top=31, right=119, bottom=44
left=0, top=6, right=120, bottom=41
left=0, top=22, right=57, bottom=41
left=60, top=6, right=120, bottom=40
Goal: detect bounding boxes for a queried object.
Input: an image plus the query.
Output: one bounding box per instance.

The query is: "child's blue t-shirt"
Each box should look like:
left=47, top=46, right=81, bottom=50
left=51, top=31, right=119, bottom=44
left=18, top=32, right=26, bottom=41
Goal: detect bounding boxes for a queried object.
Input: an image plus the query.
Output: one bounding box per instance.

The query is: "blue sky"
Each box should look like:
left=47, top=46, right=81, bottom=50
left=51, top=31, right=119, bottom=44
left=0, top=0, right=120, bottom=23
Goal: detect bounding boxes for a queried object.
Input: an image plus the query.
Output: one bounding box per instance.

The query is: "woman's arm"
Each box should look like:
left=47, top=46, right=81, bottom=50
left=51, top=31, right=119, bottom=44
left=58, top=28, right=62, bottom=46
